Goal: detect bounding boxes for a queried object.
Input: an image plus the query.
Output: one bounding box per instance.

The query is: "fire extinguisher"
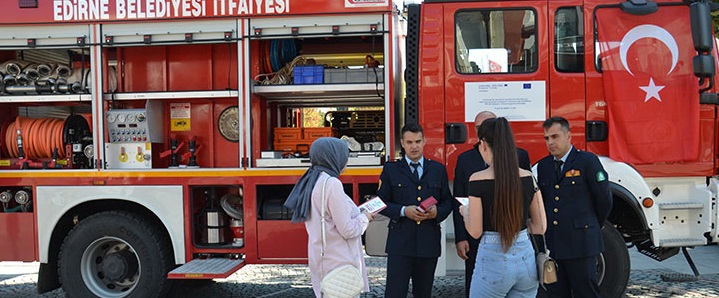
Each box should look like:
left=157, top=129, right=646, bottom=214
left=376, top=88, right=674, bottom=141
left=230, top=218, right=244, bottom=247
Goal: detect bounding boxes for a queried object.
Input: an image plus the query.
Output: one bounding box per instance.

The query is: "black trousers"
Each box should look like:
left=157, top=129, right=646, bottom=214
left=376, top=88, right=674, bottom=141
left=385, top=254, right=438, bottom=298
left=463, top=237, right=480, bottom=297
left=545, top=255, right=600, bottom=298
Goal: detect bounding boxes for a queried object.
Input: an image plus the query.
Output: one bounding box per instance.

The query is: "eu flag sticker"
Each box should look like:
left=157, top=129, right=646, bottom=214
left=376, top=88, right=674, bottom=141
left=523, top=83, right=531, bottom=89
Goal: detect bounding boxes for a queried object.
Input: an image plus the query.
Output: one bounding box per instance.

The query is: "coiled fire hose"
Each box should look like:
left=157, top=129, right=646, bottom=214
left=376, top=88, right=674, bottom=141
left=4, top=116, right=66, bottom=159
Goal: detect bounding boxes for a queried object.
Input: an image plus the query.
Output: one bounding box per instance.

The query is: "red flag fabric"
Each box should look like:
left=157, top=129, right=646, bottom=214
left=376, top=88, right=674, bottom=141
left=596, top=6, right=700, bottom=164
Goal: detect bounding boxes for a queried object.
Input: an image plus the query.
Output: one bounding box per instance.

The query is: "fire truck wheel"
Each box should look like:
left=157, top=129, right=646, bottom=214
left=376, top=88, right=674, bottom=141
left=536, top=222, right=629, bottom=298
left=598, top=222, right=630, bottom=298
left=58, top=210, right=174, bottom=298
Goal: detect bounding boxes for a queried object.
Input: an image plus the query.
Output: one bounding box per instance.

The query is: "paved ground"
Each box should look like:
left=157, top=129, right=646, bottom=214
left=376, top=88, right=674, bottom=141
left=1, top=245, right=718, bottom=297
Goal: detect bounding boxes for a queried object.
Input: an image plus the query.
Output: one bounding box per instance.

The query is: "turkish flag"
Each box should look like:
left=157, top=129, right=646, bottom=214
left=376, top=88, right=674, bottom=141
left=596, top=6, right=700, bottom=164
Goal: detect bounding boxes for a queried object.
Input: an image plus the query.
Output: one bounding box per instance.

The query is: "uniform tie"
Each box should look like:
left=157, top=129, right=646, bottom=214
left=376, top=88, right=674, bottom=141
left=555, top=160, right=564, bottom=180
left=411, top=162, right=420, bottom=180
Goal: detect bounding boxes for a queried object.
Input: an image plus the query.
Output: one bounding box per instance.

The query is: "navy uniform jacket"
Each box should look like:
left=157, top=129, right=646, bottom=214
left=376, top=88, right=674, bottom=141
left=377, top=157, right=453, bottom=258
left=452, top=144, right=531, bottom=243
left=536, top=147, right=612, bottom=259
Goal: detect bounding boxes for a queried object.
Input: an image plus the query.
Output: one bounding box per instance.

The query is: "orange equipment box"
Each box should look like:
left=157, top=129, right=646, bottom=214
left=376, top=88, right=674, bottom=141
left=273, top=140, right=311, bottom=155
left=303, top=127, right=338, bottom=139
left=273, top=127, right=338, bottom=154
left=274, top=127, right=303, bottom=141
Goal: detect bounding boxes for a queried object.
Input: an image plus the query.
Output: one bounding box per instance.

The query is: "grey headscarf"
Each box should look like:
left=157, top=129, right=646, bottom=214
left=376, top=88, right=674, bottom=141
left=284, top=137, right=349, bottom=222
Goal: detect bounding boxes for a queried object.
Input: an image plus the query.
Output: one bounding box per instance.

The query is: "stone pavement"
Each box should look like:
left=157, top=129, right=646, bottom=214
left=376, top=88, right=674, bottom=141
left=1, top=245, right=718, bottom=297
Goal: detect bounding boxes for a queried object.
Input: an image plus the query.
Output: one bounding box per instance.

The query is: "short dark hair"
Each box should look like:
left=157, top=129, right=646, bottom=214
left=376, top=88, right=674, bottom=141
left=401, top=123, right=424, bottom=137
left=543, top=116, right=570, bottom=132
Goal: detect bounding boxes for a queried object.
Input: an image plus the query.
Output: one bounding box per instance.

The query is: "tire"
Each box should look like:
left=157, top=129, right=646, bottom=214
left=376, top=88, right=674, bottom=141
left=58, top=210, right=174, bottom=298
left=536, top=222, right=630, bottom=298
left=598, top=222, right=630, bottom=298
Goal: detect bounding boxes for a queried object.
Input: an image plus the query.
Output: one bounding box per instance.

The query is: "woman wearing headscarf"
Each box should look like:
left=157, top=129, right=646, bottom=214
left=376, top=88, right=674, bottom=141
left=459, top=117, right=547, bottom=297
left=284, top=137, right=373, bottom=297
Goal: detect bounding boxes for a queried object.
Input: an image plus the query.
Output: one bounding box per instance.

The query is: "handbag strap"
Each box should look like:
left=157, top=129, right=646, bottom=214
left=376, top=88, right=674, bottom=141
left=527, top=175, right=549, bottom=254
left=320, top=176, right=330, bottom=256
left=319, top=175, right=355, bottom=254
left=319, top=175, right=330, bottom=293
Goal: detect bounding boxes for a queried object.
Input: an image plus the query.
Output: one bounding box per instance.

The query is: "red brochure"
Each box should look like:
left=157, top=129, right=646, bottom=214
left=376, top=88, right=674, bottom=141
left=417, top=196, right=437, bottom=213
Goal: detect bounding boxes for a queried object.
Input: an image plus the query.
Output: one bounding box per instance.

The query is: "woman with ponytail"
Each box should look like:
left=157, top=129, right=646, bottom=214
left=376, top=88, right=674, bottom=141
left=459, top=117, right=547, bottom=297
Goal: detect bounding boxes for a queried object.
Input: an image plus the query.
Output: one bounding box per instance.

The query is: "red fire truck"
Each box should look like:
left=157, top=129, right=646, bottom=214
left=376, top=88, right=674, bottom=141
left=0, top=1, right=401, bottom=297
left=0, top=0, right=717, bottom=297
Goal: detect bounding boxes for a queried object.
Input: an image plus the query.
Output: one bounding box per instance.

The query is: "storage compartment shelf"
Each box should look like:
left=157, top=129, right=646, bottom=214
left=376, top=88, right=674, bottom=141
left=256, top=156, right=382, bottom=167
left=103, top=91, right=239, bottom=101
left=0, top=94, right=91, bottom=103
left=253, top=83, right=384, bottom=100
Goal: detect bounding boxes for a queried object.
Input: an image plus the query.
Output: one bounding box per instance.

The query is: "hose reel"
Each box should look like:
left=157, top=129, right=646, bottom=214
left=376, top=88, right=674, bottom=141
left=2, top=115, right=92, bottom=168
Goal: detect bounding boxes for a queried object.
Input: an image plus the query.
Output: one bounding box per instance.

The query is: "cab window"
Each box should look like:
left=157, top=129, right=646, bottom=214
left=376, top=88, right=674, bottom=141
left=555, top=6, right=584, bottom=72
left=455, top=9, right=537, bottom=74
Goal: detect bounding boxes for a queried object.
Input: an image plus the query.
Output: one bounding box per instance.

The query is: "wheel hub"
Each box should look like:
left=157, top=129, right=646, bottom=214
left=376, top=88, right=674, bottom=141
left=596, top=253, right=606, bottom=284
left=101, top=249, right=139, bottom=282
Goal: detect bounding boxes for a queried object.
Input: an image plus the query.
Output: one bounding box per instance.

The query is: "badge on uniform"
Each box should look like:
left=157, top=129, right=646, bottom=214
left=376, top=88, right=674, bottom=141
left=596, top=171, right=607, bottom=182
left=565, top=169, right=581, bottom=177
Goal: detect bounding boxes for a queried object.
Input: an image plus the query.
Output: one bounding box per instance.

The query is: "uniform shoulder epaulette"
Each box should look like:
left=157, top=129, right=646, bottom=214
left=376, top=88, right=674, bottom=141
left=539, top=155, right=554, bottom=163
left=425, top=158, right=442, bottom=166
left=575, top=149, right=597, bottom=157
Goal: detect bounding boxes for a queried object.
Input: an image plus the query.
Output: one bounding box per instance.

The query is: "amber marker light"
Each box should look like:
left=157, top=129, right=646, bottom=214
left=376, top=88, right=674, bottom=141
left=642, top=197, right=654, bottom=208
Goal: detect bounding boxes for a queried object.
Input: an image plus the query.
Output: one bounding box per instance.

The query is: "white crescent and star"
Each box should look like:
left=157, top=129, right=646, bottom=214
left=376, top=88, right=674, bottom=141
left=618, top=24, right=677, bottom=102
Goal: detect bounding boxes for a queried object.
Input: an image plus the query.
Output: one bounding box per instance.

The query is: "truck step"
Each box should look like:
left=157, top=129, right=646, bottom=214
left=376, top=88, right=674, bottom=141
left=658, top=238, right=706, bottom=247
left=658, top=202, right=704, bottom=210
left=168, top=258, right=245, bottom=279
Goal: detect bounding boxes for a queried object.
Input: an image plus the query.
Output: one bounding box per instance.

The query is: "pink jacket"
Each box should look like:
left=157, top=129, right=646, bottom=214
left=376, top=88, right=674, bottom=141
left=305, top=172, right=370, bottom=297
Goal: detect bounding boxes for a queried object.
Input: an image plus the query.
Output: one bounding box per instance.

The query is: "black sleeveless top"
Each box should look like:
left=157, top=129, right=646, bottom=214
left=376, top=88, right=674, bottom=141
left=467, top=176, right=536, bottom=231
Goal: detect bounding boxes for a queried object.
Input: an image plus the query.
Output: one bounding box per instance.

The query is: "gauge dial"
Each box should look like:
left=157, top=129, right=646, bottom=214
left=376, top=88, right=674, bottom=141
left=127, top=113, right=136, bottom=123
left=84, top=145, right=94, bottom=158
left=117, top=114, right=127, bottom=123
left=107, top=113, right=116, bottom=123
left=136, top=112, right=146, bottom=123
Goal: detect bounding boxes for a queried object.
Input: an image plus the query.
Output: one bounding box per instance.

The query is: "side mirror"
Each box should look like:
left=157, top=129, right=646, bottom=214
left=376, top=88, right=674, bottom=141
left=693, top=54, right=715, bottom=79
left=690, top=1, right=714, bottom=53
left=620, top=0, right=658, bottom=15
left=689, top=1, right=718, bottom=97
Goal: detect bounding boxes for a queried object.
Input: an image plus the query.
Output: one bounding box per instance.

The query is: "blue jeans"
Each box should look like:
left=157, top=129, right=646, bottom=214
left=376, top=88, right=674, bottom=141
left=469, top=230, right=538, bottom=298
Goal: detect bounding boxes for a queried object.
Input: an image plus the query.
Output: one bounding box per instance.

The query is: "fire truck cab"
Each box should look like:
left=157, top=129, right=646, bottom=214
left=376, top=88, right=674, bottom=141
left=388, top=0, right=719, bottom=297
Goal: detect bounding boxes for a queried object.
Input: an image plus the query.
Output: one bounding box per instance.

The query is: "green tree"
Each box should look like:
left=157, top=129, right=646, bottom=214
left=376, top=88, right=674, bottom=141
left=713, top=0, right=719, bottom=36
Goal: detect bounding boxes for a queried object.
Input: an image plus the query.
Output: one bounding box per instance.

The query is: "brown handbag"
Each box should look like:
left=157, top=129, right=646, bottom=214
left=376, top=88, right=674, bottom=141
left=535, top=243, right=558, bottom=287
left=528, top=175, right=558, bottom=288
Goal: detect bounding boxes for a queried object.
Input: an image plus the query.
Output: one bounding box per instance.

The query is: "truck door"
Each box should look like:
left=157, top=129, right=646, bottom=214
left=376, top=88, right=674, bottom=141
left=424, top=0, right=549, bottom=276
left=440, top=1, right=550, bottom=171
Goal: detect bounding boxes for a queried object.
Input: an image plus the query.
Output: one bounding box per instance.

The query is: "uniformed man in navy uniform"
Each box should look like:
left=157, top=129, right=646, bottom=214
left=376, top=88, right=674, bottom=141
left=451, top=111, right=531, bottom=297
left=536, top=117, right=612, bottom=298
left=377, top=123, right=452, bottom=298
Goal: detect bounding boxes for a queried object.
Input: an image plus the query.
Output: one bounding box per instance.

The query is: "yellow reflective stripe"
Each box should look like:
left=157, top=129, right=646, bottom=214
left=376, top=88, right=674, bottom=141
left=0, top=167, right=382, bottom=178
